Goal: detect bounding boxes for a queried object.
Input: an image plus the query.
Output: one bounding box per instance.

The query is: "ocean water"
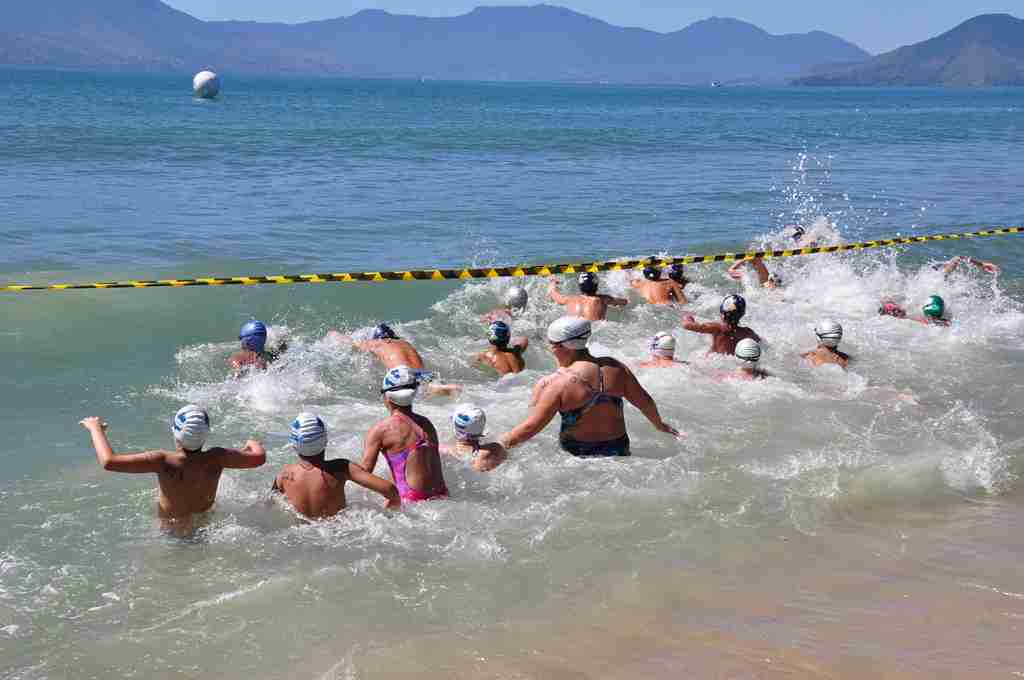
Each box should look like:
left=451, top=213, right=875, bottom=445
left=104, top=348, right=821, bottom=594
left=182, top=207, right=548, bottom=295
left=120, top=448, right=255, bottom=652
left=2, top=70, right=1024, bottom=678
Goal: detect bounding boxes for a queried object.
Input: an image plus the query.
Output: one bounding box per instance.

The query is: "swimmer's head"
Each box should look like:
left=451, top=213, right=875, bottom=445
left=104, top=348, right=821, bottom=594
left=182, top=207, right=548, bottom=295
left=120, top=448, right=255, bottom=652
left=171, top=404, right=210, bottom=452
left=720, top=294, right=747, bottom=325
left=814, top=319, right=843, bottom=348
left=735, top=338, right=761, bottom=364
left=452, top=403, right=486, bottom=441
left=789, top=225, right=806, bottom=242
left=381, top=365, right=419, bottom=407
left=923, top=295, right=945, bottom=320
left=649, top=332, right=676, bottom=358
left=547, top=316, right=591, bottom=351
left=506, top=286, right=528, bottom=312
left=878, top=300, right=907, bottom=318
left=239, top=320, right=267, bottom=353
left=488, top=320, right=511, bottom=348
left=667, top=264, right=687, bottom=284
left=373, top=323, right=398, bottom=340
left=766, top=273, right=783, bottom=288
left=289, top=412, right=328, bottom=458
left=577, top=272, right=599, bottom=295
left=642, top=266, right=661, bottom=281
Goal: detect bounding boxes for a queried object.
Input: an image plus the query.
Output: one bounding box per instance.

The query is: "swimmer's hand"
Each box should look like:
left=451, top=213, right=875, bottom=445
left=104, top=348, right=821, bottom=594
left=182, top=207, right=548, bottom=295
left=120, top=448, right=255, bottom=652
left=79, top=417, right=108, bottom=432
left=655, top=421, right=681, bottom=437
left=385, top=496, right=401, bottom=510
left=982, top=261, right=1000, bottom=274
left=242, top=439, right=265, bottom=455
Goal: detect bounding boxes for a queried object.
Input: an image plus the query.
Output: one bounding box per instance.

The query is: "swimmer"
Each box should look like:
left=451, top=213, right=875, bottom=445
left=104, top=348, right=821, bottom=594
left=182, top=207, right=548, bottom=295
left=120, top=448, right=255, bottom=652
left=476, top=320, right=528, bottom=376
left=638, top=332, right=687, bottom=369
left=361, top=366, right=449, bottom=502
left=727, top=258, right=782, bottom=289
left=727, top=338, right=769, bottom=381
left=682, top=294, right=762, bottom=356
left=788, top=224, right=818, bottom=248
left=337, top=323, right=460, bottom=396
left=229, top=320, right=287, bottom=373
left=483, top=286, right=530, bottom=323
left=938, top=255, right=1000, bottom=276
left=80, top=406, right=266, bottom=535
left=548, top=272, right=628, bottom=321
left=801, top=319, right=850, bottom=369
left=878, top=295, right=950, bottom=327
left=272, top=413, right=399, bottom=518
left=440, top=404, right=508, bottom=472
left=497, top=317, right=679, bottom=457
left=630, top=265, right=687, bottom=305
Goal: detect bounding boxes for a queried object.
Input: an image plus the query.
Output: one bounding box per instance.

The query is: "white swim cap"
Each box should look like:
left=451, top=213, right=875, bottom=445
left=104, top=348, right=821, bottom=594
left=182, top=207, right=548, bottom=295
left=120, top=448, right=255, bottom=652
left=289, top=412, right=328, bottom=457
left=381, top=365, right=419, bottom=406
left=735, top=338, right=761, bottom=363
left=814, top=319, right=843, bottom=348
left=506, top=286, right=528, bottom=310
left=171, top=404, right=210, bottom=451
left=547, top=316, right=591, bottom=350
left=452, top=403, right=486, bottom=439
left=649, top=332, right=676, bottom=357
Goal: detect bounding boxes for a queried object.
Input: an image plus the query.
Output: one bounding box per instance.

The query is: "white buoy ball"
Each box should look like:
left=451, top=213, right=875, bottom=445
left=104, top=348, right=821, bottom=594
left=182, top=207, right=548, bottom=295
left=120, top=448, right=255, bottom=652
left=192, top=71, right=221, bottom=99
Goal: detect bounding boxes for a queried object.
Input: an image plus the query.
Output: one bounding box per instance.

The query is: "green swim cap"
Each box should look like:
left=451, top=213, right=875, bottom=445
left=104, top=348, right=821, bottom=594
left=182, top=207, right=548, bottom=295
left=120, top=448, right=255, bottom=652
left=922, top=295, right=945, bottom=319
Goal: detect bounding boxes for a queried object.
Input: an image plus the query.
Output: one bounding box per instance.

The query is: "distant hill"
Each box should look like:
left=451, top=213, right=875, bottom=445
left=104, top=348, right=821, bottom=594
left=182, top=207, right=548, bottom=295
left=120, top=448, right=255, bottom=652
left=0, top=2, right=869, bottom=84
left=795, top=14, right=1024, bottom=86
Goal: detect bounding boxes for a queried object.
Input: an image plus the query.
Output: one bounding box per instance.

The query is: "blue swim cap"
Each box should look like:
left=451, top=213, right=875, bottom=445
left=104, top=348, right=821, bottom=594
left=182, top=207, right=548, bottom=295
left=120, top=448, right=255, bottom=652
left=373, top=323, right=398, bottom=340
left=239, top=320, right=267, bottom=352
left=488, top=320, right=511, bottom=346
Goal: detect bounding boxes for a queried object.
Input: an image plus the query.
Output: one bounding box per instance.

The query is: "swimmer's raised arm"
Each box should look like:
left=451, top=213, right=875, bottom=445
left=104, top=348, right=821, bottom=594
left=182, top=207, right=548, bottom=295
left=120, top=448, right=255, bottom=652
left=208, top=440, right=266, bottom=469
left=547, top=276, right=570, bottom=305
left=345, top=460, right=401, bottom=509
left=80, top=417, right=166, bottom=473
left=682, top=314, right=725, bottom=335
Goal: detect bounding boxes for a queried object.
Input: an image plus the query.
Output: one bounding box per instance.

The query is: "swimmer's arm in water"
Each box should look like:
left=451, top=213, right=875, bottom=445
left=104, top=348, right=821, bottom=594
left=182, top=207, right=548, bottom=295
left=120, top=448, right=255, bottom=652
left=80, top=417, right=167, bottom=473
left=498, top=376, right=561, bottom=449
left=474, top=442, right=508, bottom=472
left=620, top=367, right=680, bottom=437
left=941, top=256, right=1000, bottom=275
left=682, top=315, right=725, bottom=335
left=547, top=276, right=570, bottom=305
left=344, top=460, right=401, bottom=509
left=208, top=440, right=267, bottom=469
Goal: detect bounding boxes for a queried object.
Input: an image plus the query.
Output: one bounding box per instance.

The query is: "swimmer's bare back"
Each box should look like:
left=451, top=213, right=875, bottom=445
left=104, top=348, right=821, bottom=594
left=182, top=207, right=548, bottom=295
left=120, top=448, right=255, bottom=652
left=80, top=417, right=266, bottom=527
left=356, top=339, right=425, bottom=369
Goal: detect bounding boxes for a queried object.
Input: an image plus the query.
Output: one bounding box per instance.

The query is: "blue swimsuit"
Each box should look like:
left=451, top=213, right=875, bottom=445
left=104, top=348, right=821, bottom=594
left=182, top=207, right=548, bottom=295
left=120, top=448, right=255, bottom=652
left=558, top=365, right=630, bottom=457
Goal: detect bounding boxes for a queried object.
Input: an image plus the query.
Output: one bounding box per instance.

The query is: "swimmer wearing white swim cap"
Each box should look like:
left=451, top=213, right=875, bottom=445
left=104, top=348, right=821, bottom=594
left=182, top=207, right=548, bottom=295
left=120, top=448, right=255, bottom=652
left=78, top=407, right=266, bottom=536
left=271, top=412, right=399, bottom=518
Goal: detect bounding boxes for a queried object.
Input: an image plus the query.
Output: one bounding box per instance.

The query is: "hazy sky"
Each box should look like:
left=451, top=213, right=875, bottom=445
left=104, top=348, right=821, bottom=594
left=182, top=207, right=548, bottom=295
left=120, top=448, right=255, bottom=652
left=164, top=1, right=1018, bottom=54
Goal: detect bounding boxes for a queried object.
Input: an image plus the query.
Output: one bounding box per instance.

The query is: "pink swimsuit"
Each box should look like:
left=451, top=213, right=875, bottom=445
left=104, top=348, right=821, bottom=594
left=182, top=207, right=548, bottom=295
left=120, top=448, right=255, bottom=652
left=383, top=413, right=448, bottom=503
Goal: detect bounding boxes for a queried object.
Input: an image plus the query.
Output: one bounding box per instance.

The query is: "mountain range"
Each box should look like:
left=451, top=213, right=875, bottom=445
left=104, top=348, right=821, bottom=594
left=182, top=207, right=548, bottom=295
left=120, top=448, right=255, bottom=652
left=1, top=1, right=869, bottom=84
left=794, top=14, right=1024, bottom=86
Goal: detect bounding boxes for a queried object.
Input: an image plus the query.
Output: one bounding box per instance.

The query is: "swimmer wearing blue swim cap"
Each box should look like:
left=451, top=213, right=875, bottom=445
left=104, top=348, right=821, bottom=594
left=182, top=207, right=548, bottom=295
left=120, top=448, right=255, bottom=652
left=475, top=320, right=529, bottom=376
left=229, top=320, right=287, bottom=374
